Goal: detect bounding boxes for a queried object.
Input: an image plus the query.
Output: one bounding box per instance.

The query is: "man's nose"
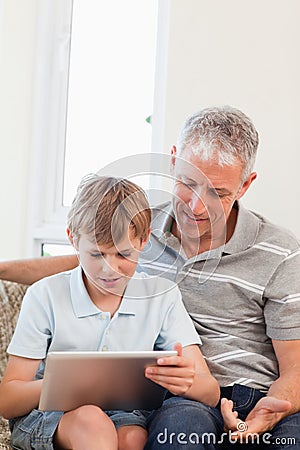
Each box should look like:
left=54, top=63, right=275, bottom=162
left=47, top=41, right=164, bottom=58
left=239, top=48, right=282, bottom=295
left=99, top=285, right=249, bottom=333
left=188, top=192, right=207, bottom=216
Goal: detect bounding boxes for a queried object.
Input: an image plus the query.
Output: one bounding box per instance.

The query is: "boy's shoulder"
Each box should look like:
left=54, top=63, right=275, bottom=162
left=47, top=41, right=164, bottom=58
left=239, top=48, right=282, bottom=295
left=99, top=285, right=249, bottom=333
left=130, top=271, right=180, bottom=300
left=27, top=268, right=75, bottom=295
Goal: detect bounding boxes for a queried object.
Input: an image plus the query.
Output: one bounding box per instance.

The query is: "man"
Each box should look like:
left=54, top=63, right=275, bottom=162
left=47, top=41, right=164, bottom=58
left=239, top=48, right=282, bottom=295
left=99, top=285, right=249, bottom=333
left=1, top=106, right=300, bottom=448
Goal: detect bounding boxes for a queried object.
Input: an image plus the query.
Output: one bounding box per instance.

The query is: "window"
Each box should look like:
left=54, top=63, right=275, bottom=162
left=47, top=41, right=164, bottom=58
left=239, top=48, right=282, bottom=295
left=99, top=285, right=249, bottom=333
left=63, top=0, right=158, bottom=205
left=28, top=0, right=166, bottom=256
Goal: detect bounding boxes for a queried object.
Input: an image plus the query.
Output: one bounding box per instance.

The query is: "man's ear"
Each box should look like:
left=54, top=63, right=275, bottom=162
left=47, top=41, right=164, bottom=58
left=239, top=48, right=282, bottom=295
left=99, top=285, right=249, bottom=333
left=237, top=172, right=257, bottom=200
left=66, top=228, right=78, bottom=250
left=170, top=145, right=177, bottom=175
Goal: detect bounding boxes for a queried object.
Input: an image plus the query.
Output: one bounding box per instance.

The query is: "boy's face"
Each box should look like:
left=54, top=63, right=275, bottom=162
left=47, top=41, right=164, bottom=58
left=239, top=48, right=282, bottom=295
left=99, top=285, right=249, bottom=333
left=73, top=231, right=148, bottom=298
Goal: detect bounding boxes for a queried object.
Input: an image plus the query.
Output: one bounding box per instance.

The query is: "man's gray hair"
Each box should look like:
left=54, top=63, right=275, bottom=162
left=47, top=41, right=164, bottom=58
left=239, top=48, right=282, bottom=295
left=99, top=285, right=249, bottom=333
left=177, top=106, right=259, bottom=180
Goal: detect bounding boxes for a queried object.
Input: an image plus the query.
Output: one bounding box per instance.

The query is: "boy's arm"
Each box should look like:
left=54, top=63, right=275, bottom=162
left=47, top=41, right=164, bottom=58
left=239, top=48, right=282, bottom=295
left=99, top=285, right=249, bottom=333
left=145, top=343, right=220, bottom=407
left=0, top=355, right=42, bottom=419
left=0, top=255, right=78, bottom=284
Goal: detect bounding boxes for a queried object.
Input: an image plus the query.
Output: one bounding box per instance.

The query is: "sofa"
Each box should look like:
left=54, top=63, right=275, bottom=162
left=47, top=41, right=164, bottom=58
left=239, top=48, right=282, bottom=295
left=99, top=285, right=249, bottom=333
left=0, top=280, right=28, bottom=450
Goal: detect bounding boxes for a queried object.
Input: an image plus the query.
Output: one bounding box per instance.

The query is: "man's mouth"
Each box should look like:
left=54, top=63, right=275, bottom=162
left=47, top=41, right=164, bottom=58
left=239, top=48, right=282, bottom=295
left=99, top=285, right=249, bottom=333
left=183, top=210, right=208, bottom=222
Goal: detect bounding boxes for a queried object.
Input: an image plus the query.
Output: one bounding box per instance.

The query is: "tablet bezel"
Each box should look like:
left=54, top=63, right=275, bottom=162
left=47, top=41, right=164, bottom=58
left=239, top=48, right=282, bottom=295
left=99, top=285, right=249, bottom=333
left=39, top=350, right=177, bottom=411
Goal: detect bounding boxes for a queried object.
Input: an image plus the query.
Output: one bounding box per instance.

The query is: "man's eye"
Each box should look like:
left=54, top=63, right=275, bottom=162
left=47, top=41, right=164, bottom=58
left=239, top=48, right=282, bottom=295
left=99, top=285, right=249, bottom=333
left=210, top=190, right=226, bottom=198
left=181, top=181, right=196, bottom=189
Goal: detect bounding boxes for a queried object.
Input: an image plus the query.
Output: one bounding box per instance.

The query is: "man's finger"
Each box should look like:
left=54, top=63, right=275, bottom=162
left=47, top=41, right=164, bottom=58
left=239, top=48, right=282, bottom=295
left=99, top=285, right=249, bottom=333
left=221, top=398, right=240, bottom=430
left=255, top=396, right=291, bottom=413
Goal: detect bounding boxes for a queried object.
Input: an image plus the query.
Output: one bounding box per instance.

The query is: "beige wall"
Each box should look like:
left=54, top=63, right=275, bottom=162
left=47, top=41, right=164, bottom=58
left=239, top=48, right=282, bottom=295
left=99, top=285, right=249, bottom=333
left=158, top=0, right=300, bottom=237
left=0, top=0, right=299, bottom=259
left=0, top=0, right=38, bottom=259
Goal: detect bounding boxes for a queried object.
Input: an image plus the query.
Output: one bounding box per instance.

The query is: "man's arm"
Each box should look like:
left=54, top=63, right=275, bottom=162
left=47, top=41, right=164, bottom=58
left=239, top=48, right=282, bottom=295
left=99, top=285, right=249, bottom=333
left=0, top=255, right=78, bottom=285
left=267, top=339, right=300, bottom=415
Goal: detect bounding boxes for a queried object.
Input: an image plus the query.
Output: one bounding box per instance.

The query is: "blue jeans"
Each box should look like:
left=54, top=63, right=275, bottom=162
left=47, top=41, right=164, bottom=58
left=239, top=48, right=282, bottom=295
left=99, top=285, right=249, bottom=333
left=145, top=385, right=300, bottom=449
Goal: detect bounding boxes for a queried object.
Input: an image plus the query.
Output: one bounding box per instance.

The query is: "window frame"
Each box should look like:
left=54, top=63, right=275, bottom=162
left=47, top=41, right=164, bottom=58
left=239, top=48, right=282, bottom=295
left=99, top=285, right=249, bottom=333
left=27, top=0, right=170, bottom=256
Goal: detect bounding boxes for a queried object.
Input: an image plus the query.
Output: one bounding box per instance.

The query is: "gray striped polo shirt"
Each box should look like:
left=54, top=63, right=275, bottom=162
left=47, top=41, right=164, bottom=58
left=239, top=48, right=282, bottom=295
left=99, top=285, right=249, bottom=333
left=139, top=201, right=300, bottom=392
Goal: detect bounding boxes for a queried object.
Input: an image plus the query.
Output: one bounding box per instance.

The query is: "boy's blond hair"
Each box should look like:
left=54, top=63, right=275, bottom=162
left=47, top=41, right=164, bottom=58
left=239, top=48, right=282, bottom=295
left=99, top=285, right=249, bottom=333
left=67, top=174, right=151, bottom=245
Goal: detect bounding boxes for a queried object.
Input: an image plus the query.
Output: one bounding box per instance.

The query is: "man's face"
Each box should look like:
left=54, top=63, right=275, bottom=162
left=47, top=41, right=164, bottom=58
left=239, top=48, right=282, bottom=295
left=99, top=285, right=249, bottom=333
left=75, top=232, right=147, bottom=298
left=171, top=146, right=255, bottom=246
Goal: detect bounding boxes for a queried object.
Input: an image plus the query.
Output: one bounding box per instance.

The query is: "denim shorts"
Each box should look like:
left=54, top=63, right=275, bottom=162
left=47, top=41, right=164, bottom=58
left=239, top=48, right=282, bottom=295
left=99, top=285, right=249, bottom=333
left=9, top=408, right=150, bottom=450
left=105, top=409, right=150, bottom=429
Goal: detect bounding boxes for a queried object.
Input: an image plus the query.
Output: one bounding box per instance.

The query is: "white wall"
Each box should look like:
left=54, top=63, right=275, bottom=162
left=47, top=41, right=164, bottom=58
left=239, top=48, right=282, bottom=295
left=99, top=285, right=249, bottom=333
left=0, top=0, right=299, bottom=259
left=0, top=0, right=39, bottom=259
left=158, top=0, right=300, bottom=237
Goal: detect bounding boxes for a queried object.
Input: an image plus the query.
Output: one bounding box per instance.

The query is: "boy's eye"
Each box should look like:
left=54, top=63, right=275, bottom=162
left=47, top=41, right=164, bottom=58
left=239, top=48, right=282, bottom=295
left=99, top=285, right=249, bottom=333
left=118, top=253, right=131, bottom=259
left=90, top=252, right=102, bottom=258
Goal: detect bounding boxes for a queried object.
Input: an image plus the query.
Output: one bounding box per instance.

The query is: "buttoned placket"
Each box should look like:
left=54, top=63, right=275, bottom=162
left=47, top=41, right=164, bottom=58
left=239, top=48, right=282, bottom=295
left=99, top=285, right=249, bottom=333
left=97, top=312, right=111, bottom=351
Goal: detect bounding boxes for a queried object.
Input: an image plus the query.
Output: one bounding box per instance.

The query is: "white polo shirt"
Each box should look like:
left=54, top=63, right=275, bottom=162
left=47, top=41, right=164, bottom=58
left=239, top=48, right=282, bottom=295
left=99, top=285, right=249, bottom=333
left=8, top=266, right=200, bottom=377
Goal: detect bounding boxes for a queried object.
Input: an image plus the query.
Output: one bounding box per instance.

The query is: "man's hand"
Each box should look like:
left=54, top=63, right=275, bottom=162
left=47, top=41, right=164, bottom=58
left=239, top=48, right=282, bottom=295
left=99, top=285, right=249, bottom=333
left=221, top=396, right=291, bottom=442
left=145, top=343, right=196, bottom=396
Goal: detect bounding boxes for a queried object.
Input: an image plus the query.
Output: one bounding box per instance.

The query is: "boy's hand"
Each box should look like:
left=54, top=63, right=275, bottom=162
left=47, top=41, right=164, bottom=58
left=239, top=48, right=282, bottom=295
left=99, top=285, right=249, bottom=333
left=145, top=342, right=196, bottom=396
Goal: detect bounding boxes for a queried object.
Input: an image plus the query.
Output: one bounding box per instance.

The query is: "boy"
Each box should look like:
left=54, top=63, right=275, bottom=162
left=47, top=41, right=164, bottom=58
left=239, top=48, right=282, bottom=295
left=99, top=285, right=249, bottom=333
left=0, top=175, right=220, bottom=450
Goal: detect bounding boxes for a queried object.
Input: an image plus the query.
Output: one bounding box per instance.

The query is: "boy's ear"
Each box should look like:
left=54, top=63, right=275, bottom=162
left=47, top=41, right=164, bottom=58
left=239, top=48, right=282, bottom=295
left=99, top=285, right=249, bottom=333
left=141, top=227, right=151, bottom=249
left=66, top=228, right=78, bottom=250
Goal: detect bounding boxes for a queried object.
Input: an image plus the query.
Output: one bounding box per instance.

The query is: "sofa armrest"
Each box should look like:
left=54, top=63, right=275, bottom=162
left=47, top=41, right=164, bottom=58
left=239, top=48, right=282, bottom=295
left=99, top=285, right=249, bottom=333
left=0, top=417, right=11, bottom=450
left=0, top=281, right=28, bottom=449
left=0, top=281, right=28, bottom=379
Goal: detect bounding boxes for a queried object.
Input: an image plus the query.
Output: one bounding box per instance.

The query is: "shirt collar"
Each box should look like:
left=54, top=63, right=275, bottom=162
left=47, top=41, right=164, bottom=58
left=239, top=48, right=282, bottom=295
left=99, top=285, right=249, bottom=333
left=151, top=200, right=260, bottom=257
left=224, top=201, right=260, bottom=254
left=151, top=202, right=174, bottom=239
left=70, top=266, right=100, bottom=318
left=70, top=266, right=136, bottom=318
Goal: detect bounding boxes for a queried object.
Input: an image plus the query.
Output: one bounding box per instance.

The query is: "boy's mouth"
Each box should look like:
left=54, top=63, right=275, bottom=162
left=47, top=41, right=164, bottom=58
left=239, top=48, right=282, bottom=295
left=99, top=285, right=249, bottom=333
left=99, top=277, right=122, bottom=287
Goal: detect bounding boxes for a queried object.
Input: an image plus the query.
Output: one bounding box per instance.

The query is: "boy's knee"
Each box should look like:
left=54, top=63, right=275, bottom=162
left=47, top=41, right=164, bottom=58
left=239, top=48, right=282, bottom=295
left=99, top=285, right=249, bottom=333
left=72, top=404, right=113, bottom=432
left=118, top=425, right=148, bottom=450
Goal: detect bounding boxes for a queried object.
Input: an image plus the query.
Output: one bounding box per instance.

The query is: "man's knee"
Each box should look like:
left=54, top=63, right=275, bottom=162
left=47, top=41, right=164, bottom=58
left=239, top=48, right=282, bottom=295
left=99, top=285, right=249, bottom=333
left=270, top=411, right=300, bottom=448
left=146, top=397, right=223, bottom=449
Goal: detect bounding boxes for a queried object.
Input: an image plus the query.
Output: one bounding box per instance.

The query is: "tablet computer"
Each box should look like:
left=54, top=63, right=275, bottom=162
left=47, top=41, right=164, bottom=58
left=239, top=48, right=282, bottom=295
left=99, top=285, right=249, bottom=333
left=39, top=350, right=177, bottom=412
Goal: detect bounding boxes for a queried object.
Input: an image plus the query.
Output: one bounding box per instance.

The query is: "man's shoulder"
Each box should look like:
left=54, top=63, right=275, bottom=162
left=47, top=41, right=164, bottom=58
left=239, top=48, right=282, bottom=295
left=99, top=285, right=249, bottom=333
left=250, top=209, right=300, bottom=253
left=151, top=201, right=172, bottom=219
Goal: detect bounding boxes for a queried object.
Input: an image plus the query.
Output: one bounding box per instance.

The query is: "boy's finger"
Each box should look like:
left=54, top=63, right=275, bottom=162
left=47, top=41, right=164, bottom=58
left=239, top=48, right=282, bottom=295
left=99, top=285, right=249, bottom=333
left=156, top=355, right=182, bottom=366
left=173, top=342, right=183, bottom=357
left=145, top=366, right=191, bottom=377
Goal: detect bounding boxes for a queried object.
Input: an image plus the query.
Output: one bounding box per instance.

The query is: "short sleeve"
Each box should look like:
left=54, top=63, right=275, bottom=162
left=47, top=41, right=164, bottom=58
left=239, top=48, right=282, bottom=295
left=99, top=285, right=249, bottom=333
left=7, top=285, right=53, bottom=359
left=154, top=284, right=201, bottom=350
left=264, top=250, right=300, bottom=340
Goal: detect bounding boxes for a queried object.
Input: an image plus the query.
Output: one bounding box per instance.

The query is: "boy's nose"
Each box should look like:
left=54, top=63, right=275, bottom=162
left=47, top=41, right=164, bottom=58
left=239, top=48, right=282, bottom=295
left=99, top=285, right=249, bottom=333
left=101, top=257, right=117, bottom=275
